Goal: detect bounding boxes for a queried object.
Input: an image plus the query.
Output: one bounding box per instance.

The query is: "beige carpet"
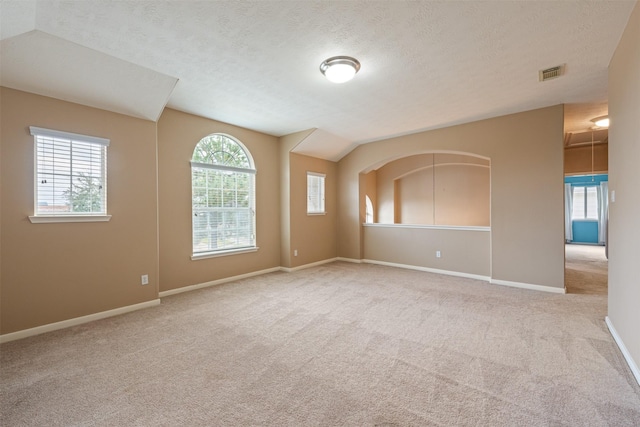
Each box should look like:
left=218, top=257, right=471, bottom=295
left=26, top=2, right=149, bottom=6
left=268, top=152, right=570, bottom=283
left=565, top=244, right=608, bottom=295
left=1, top=262, right=639, bottom=426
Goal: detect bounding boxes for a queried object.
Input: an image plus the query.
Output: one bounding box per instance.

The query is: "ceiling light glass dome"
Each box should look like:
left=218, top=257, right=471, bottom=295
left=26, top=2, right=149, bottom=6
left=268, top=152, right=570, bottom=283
left=320, top=56, right=361, bottom=84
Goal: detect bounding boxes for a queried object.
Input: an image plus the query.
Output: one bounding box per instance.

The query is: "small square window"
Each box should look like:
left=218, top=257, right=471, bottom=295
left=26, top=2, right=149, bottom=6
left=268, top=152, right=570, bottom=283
left=29, top=126, right=110, bottom=223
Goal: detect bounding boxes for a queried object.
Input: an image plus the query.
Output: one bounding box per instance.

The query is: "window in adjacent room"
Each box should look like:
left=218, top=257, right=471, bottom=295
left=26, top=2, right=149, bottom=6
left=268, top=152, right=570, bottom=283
left=571, top=186, right=598, bottom=220
left=191, top=134, right=256, bottom=258
left=365, top=195, right=374, bottom=223
left=307, top=172, right=325, bottom=214
left=28, top=126, right=110, bottom=223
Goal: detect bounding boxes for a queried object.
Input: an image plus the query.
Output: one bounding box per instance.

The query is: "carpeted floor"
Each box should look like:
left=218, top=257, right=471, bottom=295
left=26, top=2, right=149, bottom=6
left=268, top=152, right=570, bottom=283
left=565, top=244, right=608, bottom=295
left=1, top=262, right=639, bottom=426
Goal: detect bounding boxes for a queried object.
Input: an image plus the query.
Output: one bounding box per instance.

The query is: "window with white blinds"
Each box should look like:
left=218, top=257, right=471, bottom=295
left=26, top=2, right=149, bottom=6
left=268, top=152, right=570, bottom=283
left=572, top=186, right=598, bottom=220
left=29, top=126, right=109, bottom=220
left=191, top=134, right=256, bottom=257
left=307, top=172, right=326, bottom=214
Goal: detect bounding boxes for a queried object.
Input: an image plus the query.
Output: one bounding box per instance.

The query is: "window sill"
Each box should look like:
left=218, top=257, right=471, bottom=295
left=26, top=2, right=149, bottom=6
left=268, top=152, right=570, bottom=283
left=29, top=215, right=112, bottom=223
left=191, top=247, right=259, bottom=260
left=307, top=212, right=326, bottom=216
left=363, top=223, right=490, bottom=232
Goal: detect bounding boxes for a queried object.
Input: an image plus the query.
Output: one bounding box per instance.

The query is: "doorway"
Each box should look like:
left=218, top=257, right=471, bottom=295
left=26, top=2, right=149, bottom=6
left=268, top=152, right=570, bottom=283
left=563, top=103, right=609, bottom=295
left=565, top=244, right=607, bottom=294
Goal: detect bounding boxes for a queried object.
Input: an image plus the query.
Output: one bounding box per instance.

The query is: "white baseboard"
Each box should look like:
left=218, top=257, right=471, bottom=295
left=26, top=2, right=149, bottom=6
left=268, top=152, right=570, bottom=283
left=605, top=316, right=640, bottom=386
left=159, top=266, right=281, bottom=297
left=336, top=257, right=363, bottom=264
left=362, top=259, right=491, bottom=282
left=281, top=258, right=339, bottom=273
left=490, top=278, right=566, bottom=294
left=0, top=299, right=161, bottom=344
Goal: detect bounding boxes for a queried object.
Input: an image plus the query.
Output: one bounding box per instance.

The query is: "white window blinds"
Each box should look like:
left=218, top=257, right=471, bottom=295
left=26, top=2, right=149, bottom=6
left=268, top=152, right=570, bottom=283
left=571, top=186, right=598, bottom=220
left=30, top=126, right=109, bottom=216
left=307, top=172, right=326, bottom=214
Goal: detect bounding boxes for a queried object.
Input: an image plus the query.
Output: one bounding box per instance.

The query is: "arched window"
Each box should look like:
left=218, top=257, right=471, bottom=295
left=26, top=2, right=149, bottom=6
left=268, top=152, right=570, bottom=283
left=191, top=134, right=256, bottom=257
left=365, top=195, right=374, bottom=223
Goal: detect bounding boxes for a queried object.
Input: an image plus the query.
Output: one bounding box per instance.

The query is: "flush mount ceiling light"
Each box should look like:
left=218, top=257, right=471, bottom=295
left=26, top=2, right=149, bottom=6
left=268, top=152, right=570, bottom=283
left=320, top=56, right=361, bottom=83
left=591, top=115, right=610, bottom=128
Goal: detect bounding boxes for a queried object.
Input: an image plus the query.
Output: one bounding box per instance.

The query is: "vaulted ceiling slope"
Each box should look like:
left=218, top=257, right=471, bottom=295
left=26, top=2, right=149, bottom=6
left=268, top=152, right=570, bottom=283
left=0, top=0, right=636, bottom=160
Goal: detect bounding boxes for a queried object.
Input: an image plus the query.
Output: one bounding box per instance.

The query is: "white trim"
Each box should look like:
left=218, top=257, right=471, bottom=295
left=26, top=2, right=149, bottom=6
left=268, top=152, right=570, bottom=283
left=281, top=258, right=338, bottom=273
left=29, top=126, right=110, bottom=146
left=605, top=316, right=640, bottom=386
left=363, top=223, right=490, bottom=232
left=306, top=171, right=326, bottom=178
left=190, top=161, right=256, bottom=175
left=0, top=299, right=160, bottom=344
left=362, top=259, right=491, bottom=282
left=29, top=215, right=112, bottom=223
left=490, top=278, right=566, bottom=294
left=336, top=257, right=363, bottom=264
left=158, top=267, right=281, bottom=298
left=191, top=247, right=258, bottom=260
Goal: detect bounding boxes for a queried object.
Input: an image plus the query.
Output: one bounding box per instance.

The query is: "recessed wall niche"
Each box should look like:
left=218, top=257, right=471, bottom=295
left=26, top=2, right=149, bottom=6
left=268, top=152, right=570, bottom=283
left=364, top=153, right=490, bottom=227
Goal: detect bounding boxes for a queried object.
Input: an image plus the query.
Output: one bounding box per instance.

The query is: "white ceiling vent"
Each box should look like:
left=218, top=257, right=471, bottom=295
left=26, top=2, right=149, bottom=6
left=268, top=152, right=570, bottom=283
left=539, top=64, right=565, bottom=82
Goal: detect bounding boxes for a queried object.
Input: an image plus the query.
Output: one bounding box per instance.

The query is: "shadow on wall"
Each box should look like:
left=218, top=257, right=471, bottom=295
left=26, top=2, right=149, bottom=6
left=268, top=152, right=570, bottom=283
left=363, top=152, right=490, bottom=227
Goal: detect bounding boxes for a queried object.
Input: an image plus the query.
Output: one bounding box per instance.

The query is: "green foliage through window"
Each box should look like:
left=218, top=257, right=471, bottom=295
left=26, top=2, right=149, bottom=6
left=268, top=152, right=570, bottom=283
left=63, top=173, right=104, bottom=213
left=192, top=134, right=251, bottom=168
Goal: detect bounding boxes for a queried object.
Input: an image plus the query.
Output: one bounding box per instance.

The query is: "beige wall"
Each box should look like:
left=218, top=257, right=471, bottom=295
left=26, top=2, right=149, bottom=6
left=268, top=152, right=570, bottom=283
left=364, top=225, right=490, bottom=277
left=564, top=144, right=608, bottom=175
left=289, top=153, right=337, bottom=267
left=608, top=1, right=640, bottom=379
left=0, top=88, right=159, bottom=334
left=375, top=153, right=490, bottom=226
left=434, top=165, right=490, bottom=226
left=279, top=129, right=315, bottom=268
left=397, top=167, right=434, bottom=224
left=376, top=154, right=434, bottom=223
left=157, top=108, right=280, bottom=292
left=338, top=105, right=565, bottom=289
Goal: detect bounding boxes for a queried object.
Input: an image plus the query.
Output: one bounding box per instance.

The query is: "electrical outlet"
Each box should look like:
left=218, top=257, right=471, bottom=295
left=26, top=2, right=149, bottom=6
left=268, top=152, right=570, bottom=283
left=436, top=251, right=441, bottom=258
left=141, top=274, right=149, bottom=285
left=294, top=250, right=298, bottom=257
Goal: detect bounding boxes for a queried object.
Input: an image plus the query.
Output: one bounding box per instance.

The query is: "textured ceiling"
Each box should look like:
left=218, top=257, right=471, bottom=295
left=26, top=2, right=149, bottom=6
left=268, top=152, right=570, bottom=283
left=1, top=31, right=178, bottom=121
left=564, top=102, right=609, bottom=134
left=0, top=0, right=635, bottom=160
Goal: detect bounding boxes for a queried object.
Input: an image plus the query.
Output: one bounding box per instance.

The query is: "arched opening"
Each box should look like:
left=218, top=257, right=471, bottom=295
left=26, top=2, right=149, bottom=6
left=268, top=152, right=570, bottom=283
left=363, top=152, right=490, bottom=227
left=359, top=151, right=492, bottom=279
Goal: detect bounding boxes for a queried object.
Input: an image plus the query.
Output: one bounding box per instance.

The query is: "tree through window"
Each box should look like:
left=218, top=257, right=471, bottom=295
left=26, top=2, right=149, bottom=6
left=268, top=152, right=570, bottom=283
left=191, top=134, right=256, bottom=256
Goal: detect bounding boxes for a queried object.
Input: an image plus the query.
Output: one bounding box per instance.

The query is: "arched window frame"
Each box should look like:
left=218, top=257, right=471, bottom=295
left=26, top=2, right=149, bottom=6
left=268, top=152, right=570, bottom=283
left=365, top=195, right=374, bottom=223
left=190, top=133, right=257, bottom=259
